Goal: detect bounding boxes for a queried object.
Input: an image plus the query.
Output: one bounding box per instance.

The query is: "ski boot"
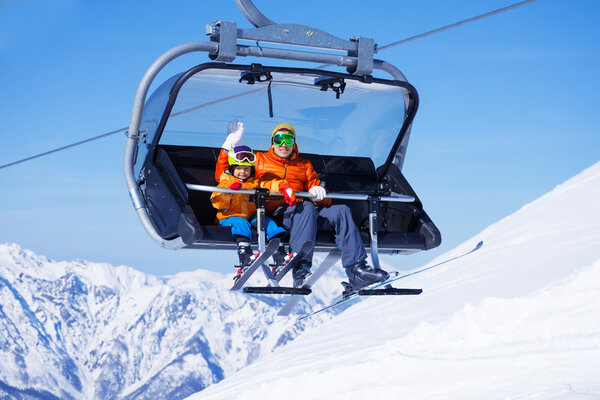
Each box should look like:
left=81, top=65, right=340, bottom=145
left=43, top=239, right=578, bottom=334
left=270, top=244, right=294, bottom=276
left=233, top=241, right=258, bottom=283
left=342, top=261, right=390, bottom=295
left=292, top=261, right=312, bottom=288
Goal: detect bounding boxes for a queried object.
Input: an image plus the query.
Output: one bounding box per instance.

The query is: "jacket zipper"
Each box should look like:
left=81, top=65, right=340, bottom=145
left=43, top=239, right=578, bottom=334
left=282, top=160, right=287, bottom=180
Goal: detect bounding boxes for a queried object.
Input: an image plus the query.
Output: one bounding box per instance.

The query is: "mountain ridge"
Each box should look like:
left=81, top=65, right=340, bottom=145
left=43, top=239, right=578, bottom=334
left=0, top=241, right=343, bottom=399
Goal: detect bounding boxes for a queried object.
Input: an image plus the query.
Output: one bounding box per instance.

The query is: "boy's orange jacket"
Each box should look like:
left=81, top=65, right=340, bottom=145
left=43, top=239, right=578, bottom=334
left=210, top=172, right=291, bottom=220
left=214, top=146, right=331, bottom=212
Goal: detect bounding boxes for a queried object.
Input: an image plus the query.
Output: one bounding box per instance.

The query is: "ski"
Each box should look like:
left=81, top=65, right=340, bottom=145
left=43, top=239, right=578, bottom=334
left=298, top=241, right=484, bottom=320
left=230, top=239, right=281, bottom=291
left=274, top=240, right=314, bottom=282
left=277, top=248, right=342, bottom=316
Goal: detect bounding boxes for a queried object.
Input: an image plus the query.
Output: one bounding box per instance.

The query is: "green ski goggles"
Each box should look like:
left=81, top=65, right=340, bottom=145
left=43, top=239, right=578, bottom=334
left=272, top=132, right=295, bottom=146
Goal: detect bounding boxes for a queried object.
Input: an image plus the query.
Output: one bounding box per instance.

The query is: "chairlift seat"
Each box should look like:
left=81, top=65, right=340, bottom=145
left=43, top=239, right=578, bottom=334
left=144, top=144, right=436, bottom=253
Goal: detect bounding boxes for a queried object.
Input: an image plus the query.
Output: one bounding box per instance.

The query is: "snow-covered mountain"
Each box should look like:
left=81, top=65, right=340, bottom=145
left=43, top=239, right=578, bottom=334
left=0, top=244, right=344, bottom=399
left=193, top=161, right=600, bottom=400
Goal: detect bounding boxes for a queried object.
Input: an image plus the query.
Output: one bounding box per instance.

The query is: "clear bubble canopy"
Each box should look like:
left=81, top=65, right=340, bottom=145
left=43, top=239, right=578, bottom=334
left=137, top=66, right=409, bottom=175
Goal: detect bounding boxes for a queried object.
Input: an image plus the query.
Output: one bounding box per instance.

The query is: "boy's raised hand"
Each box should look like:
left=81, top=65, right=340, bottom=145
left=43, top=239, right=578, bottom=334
left=279, top=183, right=296, bottom=206
left=222, top=120, right=244, bottom=150
left=229, top=182, right=242, bottom=190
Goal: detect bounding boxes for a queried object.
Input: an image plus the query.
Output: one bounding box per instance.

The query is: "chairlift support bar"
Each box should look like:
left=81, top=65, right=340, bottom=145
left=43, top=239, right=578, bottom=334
left=252, top=188, right=280, bottom=287
left=186, top=184, right=415, bottom=203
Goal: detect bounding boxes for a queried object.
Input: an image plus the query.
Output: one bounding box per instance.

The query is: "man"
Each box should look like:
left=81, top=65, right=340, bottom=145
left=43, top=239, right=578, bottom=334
left=216, top=120, right=389, bottom=290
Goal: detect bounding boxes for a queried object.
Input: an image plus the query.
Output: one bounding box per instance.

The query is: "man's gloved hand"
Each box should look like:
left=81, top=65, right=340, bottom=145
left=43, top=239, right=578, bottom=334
left=229, top=182, right=242, bottom=190
left=309, top=185, right=326, bottom=202
left=279, top=183, right=297, bottom=206
left=221, top=120, right=244, bottom=151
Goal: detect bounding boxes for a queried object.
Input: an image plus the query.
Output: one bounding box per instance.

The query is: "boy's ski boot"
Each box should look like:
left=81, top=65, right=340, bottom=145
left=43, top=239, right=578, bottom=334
left=233, top=241, right=258, bottom=283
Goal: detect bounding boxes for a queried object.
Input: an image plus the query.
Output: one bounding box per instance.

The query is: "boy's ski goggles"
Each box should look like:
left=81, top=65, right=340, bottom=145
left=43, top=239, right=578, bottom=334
left=272, top=132, right=295, bottom=146
left=231, top=151, right=256, bottom=163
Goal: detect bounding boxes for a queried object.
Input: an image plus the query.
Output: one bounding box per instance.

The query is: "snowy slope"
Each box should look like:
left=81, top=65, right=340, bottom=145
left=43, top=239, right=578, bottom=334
left=192, top=161, right=600, bottom=400
left=0, top=244, right=345, bottom=399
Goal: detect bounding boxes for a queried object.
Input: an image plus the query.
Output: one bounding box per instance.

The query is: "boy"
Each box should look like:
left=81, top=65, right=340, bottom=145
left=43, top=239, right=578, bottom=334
left=211, top=145, right=297, bottom=278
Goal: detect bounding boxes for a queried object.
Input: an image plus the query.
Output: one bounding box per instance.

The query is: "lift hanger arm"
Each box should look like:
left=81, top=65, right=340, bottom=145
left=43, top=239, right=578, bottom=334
left=234, top=0, right=275, bottom=27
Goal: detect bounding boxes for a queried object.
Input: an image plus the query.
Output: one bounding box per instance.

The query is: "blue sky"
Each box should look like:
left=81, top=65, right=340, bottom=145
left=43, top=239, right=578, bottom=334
left=1, top=0, right=598, bottom=276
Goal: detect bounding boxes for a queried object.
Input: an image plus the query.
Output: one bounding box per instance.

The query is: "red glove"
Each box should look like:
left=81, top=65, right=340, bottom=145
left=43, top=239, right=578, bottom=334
left=279, top=183, right=296, bottom=206
left=229, top=182, right=242, bottom=190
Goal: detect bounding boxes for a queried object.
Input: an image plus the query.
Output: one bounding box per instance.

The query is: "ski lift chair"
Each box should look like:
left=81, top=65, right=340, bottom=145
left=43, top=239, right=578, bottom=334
left=123, top=2, right=441, bottom=272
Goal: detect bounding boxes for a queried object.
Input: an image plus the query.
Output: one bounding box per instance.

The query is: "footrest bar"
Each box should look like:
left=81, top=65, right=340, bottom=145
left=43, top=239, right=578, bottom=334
left=243, top=286, right=312, bottom=295
left=358, top=288, right=423, bottom=296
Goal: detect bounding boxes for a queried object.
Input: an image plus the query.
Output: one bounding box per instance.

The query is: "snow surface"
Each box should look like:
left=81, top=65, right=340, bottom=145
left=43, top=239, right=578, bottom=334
left=191, top=161, right=600, bottom=400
